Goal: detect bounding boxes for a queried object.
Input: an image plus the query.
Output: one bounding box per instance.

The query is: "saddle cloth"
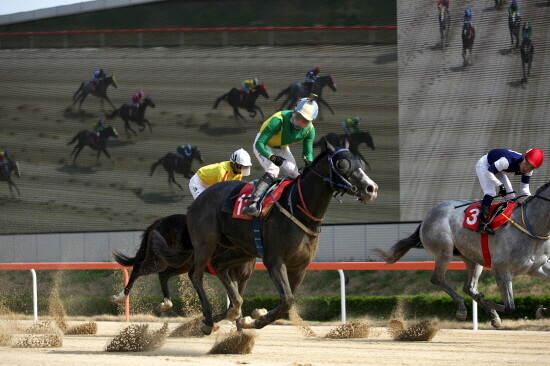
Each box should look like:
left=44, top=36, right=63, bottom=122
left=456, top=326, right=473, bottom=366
left=463, top=201, right=518, bottom=232
left=231, top=180, right=293, bottom=220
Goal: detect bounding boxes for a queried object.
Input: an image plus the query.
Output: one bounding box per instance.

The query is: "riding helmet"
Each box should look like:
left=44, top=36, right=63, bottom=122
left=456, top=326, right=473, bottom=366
left=231, top=148, right=252, bottom=176
left=525, top=149, right=544, bottom=168
left=295, top=97, right=319, bottom=122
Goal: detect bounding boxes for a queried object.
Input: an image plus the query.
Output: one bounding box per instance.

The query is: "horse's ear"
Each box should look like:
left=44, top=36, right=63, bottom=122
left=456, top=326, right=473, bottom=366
left=324, top=138, right=336, bottom=153
left=344, top=138, right=350, bottom=150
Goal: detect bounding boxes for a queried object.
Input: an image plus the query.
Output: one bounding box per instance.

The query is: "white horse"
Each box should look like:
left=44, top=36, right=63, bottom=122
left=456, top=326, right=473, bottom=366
left=377, top=181, right=550, bottom=329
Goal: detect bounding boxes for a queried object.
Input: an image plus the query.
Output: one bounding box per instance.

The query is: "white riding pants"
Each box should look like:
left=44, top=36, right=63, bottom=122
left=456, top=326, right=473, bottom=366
left=252, top=133, right=299, bottom=179
left=189, top=174, right=209, bottom=199
left=475, top=155, right=513, bottom=196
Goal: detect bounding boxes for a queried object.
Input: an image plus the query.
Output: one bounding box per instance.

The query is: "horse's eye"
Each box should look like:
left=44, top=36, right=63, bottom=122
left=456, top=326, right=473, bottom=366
left=336, top=159, right=350, bottom=172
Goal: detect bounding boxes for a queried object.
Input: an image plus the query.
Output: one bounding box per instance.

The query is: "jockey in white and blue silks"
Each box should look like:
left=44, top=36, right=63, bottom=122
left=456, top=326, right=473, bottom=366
left=475, top=148, right=544, bottom=234
left=463, top=8, right=473, bottom=27
left=92, top=69, right=105, bottom=86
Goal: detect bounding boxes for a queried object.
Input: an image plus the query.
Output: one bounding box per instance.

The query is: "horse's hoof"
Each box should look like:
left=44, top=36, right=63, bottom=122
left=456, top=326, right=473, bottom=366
left=227, top=307, right=241, bottom=322
left=110, top=292, right=127, bottom=304
left=200, top=321, right=214, bottom=335
left=456, top=310, right=467, bottom=321
left=236, top=316, right=255, bottom=329
left=536, top=306, right=547, bottom=319
left=155, top=299, right=173, bottom=312
left=491, top=318, right=502, bottom=329
left=251, top=308, right=268, bottom=320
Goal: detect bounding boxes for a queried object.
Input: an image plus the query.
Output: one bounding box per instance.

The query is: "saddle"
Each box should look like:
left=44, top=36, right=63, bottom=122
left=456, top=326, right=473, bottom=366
left=221, top=179, right=293, bottom=220
left=463, top=201, right=518, bottom=233
left=239, top=90, right=249, bottom=104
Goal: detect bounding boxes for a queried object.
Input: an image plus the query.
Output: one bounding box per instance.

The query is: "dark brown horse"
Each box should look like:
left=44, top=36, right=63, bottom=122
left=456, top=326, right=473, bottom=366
left=0, top=160, right=21, bottom=196
left=520, top=38, right=534, bottom=84
left=462, top=23, right=475, bottom=66
left=149, top=147, right=204, bottom=190
left=111, top=214, right=256, bottom=316
left=213, top=83, right=269, bottom=121
left=313, top=131, right=376, bottom=169
left=67, top=125, right=119, bottom=164
left=72, top=75, right=118, bottom=111
left=508, top=13, right=521, bottom=52
left=107, top=95, right=156, bottom=137
left=156, top=142, right=377, bottom=334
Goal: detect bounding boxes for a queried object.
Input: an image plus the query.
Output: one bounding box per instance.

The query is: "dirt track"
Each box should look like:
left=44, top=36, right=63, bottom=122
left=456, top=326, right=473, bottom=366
left=0, top=45, right=397, bottom=234
left=3, top=320, right=550, bottom=365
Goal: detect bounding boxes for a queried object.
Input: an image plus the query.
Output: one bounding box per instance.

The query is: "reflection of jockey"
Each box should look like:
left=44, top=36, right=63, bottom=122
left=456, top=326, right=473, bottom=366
left=463, top=8, right=473, bottom=26
left=92, top=119, right=106, bottom=143
left=475, top=148, right=544, bottom=235
left=0, top=149, right=13, bottom=175
left=341, top=117, right=361, bottom=144
left=437, top=0, right=450, bottom=15
left=92, top=69, right=105, bottom=88
left=176, top=144, right=194, bottom=158
left=521, top=21, right=532, bottom=41
left=241, top=78, right=259, bottom=98
left=243, top=95, right=318, bottom=217
left=304, top=67, right=320, bottom=94
left=189, top=148, right=252, bottom=199
left=508, top=0, right=520, bottom=18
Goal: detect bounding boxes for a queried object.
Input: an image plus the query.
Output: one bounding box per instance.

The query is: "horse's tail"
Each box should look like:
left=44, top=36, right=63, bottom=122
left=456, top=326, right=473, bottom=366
left=149, top=155, right=165, bottom=176
left=374, top=224, right=423, bottom=264
left=274, top=86, right=290, bottom=101
left=67, top=132, right=80, bottom=146
left=112, top=216, right=164, bottom=266
left=213, top=93, right=229, bottom=109
left=150, top=229, right=189, bottom=268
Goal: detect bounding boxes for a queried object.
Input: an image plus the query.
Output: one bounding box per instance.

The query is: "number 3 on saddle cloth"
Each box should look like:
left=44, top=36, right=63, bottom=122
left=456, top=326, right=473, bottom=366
left=232, top=180, right=293, bottom=220
left=463, top=201, right=518, bottom=267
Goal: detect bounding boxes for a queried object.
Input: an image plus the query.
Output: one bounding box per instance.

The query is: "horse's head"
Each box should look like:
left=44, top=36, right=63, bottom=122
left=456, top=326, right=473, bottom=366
left=323, top=75, right=337, bottom=92
left=107, top=75, right=118, bottom=89
left=193, top=147, right=205, bottom=163
left=144, top=95, right=156, bottom=108
left=258, top=83, right=269, bottom=99
left=104, top=126, right=119, bottom=139
left=309, top=140, right=377, bottom=203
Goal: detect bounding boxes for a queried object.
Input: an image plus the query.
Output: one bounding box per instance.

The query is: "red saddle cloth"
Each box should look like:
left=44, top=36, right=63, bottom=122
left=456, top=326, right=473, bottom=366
left=232, top=180, right=293, bottom=220
left=463, top=201, right=518, bottom=231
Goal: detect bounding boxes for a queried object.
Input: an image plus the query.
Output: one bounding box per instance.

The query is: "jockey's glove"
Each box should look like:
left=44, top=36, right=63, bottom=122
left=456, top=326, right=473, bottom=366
left=498, top=184, right=507, bottom=197
left=269, top=155, right=286, bottom=167
left=504, top=193, right=516, bottom=201
left=303, top=157, right=312, bottom=166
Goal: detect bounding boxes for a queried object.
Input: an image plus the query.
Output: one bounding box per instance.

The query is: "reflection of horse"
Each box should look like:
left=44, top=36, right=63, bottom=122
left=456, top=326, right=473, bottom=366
left=111, top=213, right=256, bottom=315
left=274, top=75, right=337, bottom=114
left=520, top=38, right=534, bottom=84
left=494, top=0, right=505, bottom=9
left=377, top=181, right=550, bottom=329
left=72, top=75, right=118, bottom=110
left=313, top=131, right=376, bottom=169
left=0, top=161, right=21, bottom=196
left=213, top=84, right=269, bottom=121
left=67, top=125, right=119, bottom=164
left=439, top=7, right=451, bottom=48
left=462, top=23, right=475, bottom=66
left=157, top=142, right=377, bottom=334
left=107, top=95, right=156, bottom=137
left=149, top=148, right=204, bottom=190
left=508, top=13, right=521, bottom=52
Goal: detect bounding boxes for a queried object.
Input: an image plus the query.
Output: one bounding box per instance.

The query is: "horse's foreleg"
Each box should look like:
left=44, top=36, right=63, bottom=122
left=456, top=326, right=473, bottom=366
left=124, top=120, right=138, bottom=138
left=213, top=267, right=244, bottom=323
left=72, top=145, right=84, bottom=163
left=100, top=148, right=112, bottom=162
left=144, top=119, right=152, bottom=133
left=233, top=106, right=246, bottom=122
left=317, top=97, right=335, bottom=115
left=104, top=95, right=116, bottom=110
left=168, top=171, right=183, bottom=190
left=430, top=256, right=468, bottom=320
left=9, top=180, right=20, bottom=197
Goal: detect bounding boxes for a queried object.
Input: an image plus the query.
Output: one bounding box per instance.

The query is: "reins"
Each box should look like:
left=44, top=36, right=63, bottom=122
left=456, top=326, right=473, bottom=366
left=502, top=194, right=550, bottom=240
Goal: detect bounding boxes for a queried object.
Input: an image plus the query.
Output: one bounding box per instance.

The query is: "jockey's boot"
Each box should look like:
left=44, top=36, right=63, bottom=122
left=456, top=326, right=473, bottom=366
left=477, top=203, right=495, bottom=235
left=242, top=173, right=274, bottom=217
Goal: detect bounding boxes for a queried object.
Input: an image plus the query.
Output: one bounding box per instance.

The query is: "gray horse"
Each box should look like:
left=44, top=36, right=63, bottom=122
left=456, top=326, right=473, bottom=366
left=377, top=182, right=550, bottom=329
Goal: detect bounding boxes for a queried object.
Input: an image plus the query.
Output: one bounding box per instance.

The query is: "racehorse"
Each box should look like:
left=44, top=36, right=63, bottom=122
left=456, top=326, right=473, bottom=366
left=520, top=38, right=534, bottom=83
left=149, top=148, right=204, bottom=190
left=0, top=161, right=21, bottom=196
left=439, top=6, right=451, bottom=48
left=495, top=0, right=505, bottom=9
left=107, top=95, right=156, bottom=137
left=508, top=13, right=521, bottom=52
left=376, top=181, right=550, bottom=329
left=274, top=75, right=337, bottom=115
left=172, top=141, right=377, bottom=334
left=72, top=75, right=118, bottom=111
left=111, top=214, right=256, bottom=316
left=213, top=83, right=269, bottom=121
left=313, top=131, right=376, bottom=169
left=67, top=125, right=119, bottom=164
left=462, top=23, right=475, bottom=66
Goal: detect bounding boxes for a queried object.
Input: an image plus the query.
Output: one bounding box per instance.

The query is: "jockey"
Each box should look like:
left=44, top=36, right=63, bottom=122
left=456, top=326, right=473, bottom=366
left=131, top=90, right=145, bottom=108
left=341, top=117, right=361, bottom=137
left=508, top=0, right=520, bottom=18
left=92, top=69, right=105, bottom=87
left=242, top=95, right=318, bottom=217
left=92, top=119, right=106, bottom=143
left=176, top=144, right=194, bottom=158
left=522, top=21, right=532, bottom=40
left=475, top=148, right=544, bottom=235
left=189, top=148, right=252, bottom=199
left=437, top=0, right=450, bottom=14
left=304, top=67, right=321, bottom=94
left=0, top=149, right=11, bottom=175
left=463, top=8, right=473, bottom=27
left=241, top=78, right=259, bottom=96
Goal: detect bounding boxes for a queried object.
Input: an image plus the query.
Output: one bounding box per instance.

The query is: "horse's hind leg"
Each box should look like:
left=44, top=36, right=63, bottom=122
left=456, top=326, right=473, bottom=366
left=168, top=171, right=183, bottom=190
left=111, top=261, right=145, bottom=304
left=155, top=268, right=182, bottom=312
left=430, top=255, right=468, bottom=320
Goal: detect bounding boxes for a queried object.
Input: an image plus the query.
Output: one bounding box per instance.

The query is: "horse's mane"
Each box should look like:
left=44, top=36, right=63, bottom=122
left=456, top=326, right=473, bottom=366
left=302, top=148, right=329, bottom=176
left=524, top=181, right=550, bottom=204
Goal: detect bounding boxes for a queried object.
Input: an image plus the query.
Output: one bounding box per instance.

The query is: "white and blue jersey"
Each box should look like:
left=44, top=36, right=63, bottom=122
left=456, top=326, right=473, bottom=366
left=487, top=149, right=531, bottom=184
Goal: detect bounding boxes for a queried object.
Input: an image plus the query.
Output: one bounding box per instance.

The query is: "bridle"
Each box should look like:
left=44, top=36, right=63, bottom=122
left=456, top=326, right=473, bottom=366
left=308, top=148, right=362, bottom=195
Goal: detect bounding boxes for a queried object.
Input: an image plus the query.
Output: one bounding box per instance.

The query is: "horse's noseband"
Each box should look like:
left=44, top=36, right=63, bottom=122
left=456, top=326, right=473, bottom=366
left=326, top=149, right=363, bottom=193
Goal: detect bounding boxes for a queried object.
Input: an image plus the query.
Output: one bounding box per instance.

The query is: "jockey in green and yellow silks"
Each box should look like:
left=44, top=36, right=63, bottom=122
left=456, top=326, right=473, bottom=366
left=243, top=96, right=318, bottom=216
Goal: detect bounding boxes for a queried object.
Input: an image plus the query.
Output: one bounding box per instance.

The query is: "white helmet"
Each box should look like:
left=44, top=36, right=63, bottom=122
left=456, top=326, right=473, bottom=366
left=295, top=97, right=319, bottom=122
left=253, top=77, right=259, bottom=86
left=230, top=148, right=252, bottom=176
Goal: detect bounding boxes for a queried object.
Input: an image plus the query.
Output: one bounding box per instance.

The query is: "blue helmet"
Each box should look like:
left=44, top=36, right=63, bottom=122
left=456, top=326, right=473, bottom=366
left=464, top=8, right=472, bottom=17
left=512, top=0, right=517, bottom=6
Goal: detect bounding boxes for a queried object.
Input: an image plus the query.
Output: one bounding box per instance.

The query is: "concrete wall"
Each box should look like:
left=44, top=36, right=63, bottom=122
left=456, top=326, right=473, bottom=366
left=0, top=0, right=164, bottom=26
left=0, top=222, right=430, bottom=264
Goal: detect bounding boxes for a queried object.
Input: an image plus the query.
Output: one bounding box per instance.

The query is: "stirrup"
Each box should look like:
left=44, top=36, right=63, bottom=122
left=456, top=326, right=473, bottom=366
left=243, top=204, right=261, bottom=217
